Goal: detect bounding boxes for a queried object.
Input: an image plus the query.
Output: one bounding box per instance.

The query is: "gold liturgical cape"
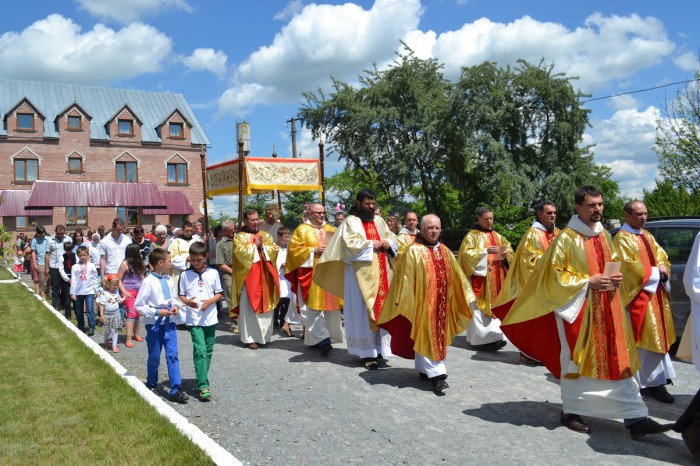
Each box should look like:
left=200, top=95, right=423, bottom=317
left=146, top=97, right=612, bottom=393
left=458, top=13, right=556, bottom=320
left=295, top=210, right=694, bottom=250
left=379, top=241, right=475, bottom=361
left=314, top=215, right=396, bottom=328
left=457, top=229, right=513, bottom=316
left=285, top=222, right=342, bottom=311
left=230, top=230, right=280, bottom=312
left=495, top=223, right=559, bottom=306
left=614, top=228, right=675, bottom=353
left=501, top=225, right=640, bottom=380
left=396, top=232, right=417, bottom=256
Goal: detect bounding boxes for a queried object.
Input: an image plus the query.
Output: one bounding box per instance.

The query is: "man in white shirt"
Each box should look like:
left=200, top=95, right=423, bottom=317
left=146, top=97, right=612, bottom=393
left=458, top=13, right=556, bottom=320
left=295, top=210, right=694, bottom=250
left=99, top=218, right=130, bottom=280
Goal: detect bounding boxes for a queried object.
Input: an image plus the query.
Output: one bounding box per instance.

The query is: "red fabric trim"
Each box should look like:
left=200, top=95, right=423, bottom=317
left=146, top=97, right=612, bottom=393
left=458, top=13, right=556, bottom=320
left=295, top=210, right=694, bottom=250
left=296, top=267, right=314, bottom=302
left=471, top=275, right=485, bottom=298
left=380, top=315, right=415, bottom=359
left=628, top=291, right=651, bottom=342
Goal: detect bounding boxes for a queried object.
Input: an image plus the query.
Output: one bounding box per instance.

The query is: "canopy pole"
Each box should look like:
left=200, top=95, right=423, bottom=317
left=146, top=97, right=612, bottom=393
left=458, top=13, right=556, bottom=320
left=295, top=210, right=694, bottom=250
left=319, top=136, right=326, bottom=206
left=199, top=144, right=210, bottom=249
left=238, top=140, right=244, bottom=228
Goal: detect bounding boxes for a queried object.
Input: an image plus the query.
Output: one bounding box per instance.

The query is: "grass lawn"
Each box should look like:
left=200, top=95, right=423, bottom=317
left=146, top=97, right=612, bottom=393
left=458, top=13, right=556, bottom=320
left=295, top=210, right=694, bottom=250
left=0, top=282, right=213, bottom=465
left=0, top=267, right=16, bottom=280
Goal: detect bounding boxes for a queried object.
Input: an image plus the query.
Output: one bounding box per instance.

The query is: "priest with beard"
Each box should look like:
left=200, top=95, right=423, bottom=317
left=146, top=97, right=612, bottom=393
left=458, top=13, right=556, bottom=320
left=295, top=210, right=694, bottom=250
left=314, top=189, right=397, bottom=370
left=378, top=214, right=475, bottom=393
left=397, top=211, right=419, bottom=256
left=457, top=206, right=513, bottom=350
left=494, top=201, right=559, bottom=365
left=231, top=209, right=280, bottom=349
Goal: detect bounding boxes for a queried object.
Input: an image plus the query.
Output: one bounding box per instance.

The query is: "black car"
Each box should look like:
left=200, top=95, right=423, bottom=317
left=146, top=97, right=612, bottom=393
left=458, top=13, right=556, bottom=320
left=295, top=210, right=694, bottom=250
left=613, top=217, right=700, bottom=347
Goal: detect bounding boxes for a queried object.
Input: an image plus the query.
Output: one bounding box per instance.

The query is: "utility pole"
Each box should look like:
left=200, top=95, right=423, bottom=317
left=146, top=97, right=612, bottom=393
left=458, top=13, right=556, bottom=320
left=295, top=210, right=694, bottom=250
left=286, top=116, right=299, bottom=158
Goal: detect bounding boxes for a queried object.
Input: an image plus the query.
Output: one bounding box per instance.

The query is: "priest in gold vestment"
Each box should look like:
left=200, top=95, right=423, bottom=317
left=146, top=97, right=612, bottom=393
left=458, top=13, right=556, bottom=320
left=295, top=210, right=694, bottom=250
left=494, top=186, right=671, bottom=439
left=314, top=189, right=397, bottom=369
left=614, top=200, right=676, bottom=403
left=231, top=209, right=280, bottom=350
left=396, top=211, right=419, bottom=256
left=379, top=214, right=474, bottom=393
left=457, top=206, right=513, bottom=350
left=495, top=201, right=559, bottom=365
left=286, top=203, right=343, bottom=356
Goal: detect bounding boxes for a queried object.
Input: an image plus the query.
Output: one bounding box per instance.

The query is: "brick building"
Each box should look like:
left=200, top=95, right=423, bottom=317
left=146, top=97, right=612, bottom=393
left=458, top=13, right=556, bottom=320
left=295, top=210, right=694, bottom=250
left=0, top=79, right=210, bottom=235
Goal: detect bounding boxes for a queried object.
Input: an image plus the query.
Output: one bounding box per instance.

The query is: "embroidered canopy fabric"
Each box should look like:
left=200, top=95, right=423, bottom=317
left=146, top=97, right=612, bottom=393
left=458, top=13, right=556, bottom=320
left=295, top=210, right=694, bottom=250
left=207, top=157, right=322, bottom=196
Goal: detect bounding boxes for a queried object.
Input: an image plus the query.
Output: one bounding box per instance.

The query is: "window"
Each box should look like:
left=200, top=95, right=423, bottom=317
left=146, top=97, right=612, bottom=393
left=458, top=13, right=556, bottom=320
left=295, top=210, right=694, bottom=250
left=117, top=207, right=139, bottom=226
left=14, top=159, right=38, bottom=183
left=17, top=113, right=34, bottom=130
left=167, top=162, right=188, bottom=185
left=66, top=207, right=88, bottom=226
left=169, top=122, right=183, bottom=138
left=654, top=227, right=700, bottom=265
left=68, top=157, right=83, bottom=173
left=16, top=216, right=39, bottom=229
left=118, top=119, right=133, bottom=135
left=68, top=115, right=82, bottom=130
left=116, top=161, right=138, bottom=182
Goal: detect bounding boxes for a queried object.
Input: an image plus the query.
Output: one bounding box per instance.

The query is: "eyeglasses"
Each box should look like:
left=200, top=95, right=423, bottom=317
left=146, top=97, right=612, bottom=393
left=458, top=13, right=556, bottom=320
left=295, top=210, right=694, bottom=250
left=310, top=211, right=326, bottom=214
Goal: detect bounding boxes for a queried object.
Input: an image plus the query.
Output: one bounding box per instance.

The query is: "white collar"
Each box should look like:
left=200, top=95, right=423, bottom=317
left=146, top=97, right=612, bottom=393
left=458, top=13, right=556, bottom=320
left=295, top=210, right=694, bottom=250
left=399, top=227, right=418, bottom=235
left=531, top=220, right=547, bottom=231
left=620, top=223, right=642, bottom=235
left=567, top=215, right=603, bottom=237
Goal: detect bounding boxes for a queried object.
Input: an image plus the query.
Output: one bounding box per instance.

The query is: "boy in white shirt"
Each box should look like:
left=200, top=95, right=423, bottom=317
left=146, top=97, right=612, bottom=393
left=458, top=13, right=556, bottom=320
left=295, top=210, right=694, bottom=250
left=69, top=246, right=100, bottom=335
left=134, top=248, right=188, bottom=404
left=178, top=241, right=223, bottom=401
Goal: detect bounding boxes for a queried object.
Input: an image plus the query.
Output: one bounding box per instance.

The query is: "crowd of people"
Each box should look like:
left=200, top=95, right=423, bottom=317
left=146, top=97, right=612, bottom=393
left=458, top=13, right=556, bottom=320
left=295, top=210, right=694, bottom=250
left=12, top=185, right=700, bottom=450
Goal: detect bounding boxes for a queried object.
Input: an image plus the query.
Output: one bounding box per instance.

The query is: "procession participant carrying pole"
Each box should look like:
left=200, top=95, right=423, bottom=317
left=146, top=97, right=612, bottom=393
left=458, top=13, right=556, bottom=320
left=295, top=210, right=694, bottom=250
left=238, top=140, right=244, bottom=227
left=199, top=144, right=210, bottom=249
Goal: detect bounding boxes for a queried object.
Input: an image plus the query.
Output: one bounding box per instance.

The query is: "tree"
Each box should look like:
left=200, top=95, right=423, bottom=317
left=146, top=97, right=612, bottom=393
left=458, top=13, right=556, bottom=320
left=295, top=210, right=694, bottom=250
left=643, top=179, right=700, bottom=217
left=282, top=191, right=320, bottom=231
left=301, top=46, right=465, bottom=225
left=655, top=72, right=700, bottom=195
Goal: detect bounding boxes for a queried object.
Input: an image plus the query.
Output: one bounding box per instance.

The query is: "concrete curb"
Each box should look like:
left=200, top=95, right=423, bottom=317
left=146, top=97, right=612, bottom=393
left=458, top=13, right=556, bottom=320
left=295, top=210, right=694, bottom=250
left=8, top=268, right=241, bottom=466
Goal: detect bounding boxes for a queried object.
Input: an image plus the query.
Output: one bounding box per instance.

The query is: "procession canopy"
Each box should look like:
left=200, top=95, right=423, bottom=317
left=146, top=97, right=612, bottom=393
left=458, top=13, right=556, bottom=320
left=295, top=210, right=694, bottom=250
left=207, top=157, right=323, bottom=196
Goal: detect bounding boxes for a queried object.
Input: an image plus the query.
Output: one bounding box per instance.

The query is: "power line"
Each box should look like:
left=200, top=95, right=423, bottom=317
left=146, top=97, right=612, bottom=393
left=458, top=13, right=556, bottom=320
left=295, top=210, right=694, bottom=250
left=580, top=77, right=700, bottom=104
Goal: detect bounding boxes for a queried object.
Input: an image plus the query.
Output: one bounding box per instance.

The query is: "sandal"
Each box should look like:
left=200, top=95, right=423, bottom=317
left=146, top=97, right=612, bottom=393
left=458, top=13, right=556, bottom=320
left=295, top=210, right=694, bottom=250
left=133, top=336, right=144, bottom=342
left=362, top=358, right=379, bottom=370
left=197, top=387, right=211, bottom=401
left=125, top=341, right=134, bottom=348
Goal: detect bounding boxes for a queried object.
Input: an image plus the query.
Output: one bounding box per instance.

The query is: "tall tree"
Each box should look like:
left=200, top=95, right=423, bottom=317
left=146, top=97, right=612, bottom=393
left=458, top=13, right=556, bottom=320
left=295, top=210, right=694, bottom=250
left=655, top=72, right=700, bottom=194
left=643, top=179, right=700, bottom=217
left=300, top=47, right=464, bottom=224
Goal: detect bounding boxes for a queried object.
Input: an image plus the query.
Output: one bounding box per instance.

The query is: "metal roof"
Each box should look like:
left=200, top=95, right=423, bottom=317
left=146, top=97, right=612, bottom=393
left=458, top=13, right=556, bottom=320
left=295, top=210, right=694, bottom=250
left=0, top=190, right=53, bottom=216
left=142, top=191, right=195, bottom=215
left=0, top=79, right=210, bottom=145
left=25, top=181, right=166, bottom=209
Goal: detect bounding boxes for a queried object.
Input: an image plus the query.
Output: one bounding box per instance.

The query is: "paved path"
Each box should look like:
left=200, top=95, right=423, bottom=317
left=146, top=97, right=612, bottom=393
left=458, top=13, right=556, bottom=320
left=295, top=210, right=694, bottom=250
left=19, top=272, right=700, bottom=465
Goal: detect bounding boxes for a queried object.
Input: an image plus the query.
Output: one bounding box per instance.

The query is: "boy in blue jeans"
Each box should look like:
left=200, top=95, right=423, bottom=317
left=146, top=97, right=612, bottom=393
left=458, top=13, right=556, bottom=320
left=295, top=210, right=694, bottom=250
left=69, top=246, right=99, bottom=335
left=178, top=241, right=223, bottom=401
left=134, top=248, right=188, bottom=403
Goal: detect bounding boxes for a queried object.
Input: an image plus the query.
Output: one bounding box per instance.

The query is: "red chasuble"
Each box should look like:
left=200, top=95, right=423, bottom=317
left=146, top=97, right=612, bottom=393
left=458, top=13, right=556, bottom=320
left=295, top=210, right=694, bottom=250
left=471, top=230, right=506, bottom=301
left=363, top=220, right=389, bottom=321
left=244, top=234, right=280, bottom=314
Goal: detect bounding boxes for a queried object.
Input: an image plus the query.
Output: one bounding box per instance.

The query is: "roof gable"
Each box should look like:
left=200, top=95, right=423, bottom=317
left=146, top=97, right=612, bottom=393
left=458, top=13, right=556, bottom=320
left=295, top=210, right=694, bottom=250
left=4, top=97, right=45, bottom=121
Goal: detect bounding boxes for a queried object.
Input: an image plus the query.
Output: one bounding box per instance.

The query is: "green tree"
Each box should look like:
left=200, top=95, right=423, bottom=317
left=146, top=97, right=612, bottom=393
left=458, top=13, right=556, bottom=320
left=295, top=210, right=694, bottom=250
left=655, top=72, right=700, bottom=194
left=301, top=47, right=464, bottom=225
left=643, top=178, right=700, bottom=217
left=282, top=191, right=321, bottom=231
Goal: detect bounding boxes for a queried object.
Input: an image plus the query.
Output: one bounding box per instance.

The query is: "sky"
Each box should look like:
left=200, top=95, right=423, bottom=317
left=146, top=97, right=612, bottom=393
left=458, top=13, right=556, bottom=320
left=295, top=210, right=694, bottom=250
left=2, top=0, right=699, bottom=216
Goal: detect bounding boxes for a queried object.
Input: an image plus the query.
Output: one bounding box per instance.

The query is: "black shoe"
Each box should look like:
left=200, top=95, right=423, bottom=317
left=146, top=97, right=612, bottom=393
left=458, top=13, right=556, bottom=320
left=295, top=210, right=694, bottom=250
left=419, top=372, right=428, bottom=380
left=628, top=417, right=674, bottom=440
left=430, top=375, right=448, bottom=393
left=362, top=358, right=379, bottom=370
left=168, top=390, right=189, bottom=404
left=647, top=385, right=674, bottom=404
left=321, top=344, right=333, bottom=356
left=519, top=352, right=542, bottom=366
left=560, top=412, right=591, bottom=434
left=88, top=328, right=95, bottom=336
left=477, top=340, right=507, bottom=351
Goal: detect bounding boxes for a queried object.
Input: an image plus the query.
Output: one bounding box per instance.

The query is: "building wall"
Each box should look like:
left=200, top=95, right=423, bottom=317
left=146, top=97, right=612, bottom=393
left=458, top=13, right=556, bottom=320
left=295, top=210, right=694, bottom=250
left=1, top=108, right=204, bottom=235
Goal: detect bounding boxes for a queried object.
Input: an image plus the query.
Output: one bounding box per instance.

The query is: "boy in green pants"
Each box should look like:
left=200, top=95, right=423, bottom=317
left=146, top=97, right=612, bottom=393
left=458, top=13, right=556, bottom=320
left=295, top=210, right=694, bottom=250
left=178, top=241, right=223, bottom=401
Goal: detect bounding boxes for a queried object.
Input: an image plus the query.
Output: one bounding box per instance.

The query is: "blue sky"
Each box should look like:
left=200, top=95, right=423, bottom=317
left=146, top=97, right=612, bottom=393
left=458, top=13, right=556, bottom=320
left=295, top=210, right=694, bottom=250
left=2, top=0, right=699, bottom=215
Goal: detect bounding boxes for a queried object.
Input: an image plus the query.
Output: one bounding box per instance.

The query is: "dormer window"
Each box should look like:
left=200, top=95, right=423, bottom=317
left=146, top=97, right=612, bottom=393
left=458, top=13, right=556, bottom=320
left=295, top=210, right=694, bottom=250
left=169, top=122, right=183, bottom=138
left=68, top=115, right=82, bottom=130
left=118, top=119, right=133, bottom=136
left=17, top=113, right=34, bottom=130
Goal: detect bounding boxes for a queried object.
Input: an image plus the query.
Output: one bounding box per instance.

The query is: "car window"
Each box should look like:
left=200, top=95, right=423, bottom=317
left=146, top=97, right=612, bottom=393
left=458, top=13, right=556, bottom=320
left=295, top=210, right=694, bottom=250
left=654, top=227, right=700, bottom=264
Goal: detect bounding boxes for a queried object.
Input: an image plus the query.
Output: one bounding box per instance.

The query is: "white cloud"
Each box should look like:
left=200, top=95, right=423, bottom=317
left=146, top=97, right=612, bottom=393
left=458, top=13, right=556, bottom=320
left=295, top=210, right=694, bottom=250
left=406, top=13, right=675, bottom=90
left=75, top=0, right=192, bottom=24
left=274, top=0, right=304, bottom=21
left=586, top=106, right=660, bottom=198
left=182, top=48, right=228, bottom=77
left=0, top=14, right=172, bottom=85
left=674, top=51, right=700, bottom=72
left=608, top=94, right=640, bottom=111
left=218, top=0, right=423, bottom=117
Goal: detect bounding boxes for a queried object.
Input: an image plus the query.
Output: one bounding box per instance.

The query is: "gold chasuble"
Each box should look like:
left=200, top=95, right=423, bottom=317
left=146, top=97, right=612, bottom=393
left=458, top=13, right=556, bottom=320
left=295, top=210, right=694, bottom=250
left=397, top=233, right=417, bottom=256
left=614, top=229, right=675, bottom=354
left=379, top=241, right=475, bottom=361
left=231, top=230, right=280, bottom=313
left=457, top=229, right=513, bottom=316
left=314, top=215, right=396, bottom=329
left=495, top=224, right=559, bottom=306
left=493, top=225, right=640, bottom=380
left=285, top=223, right=341, bottom=311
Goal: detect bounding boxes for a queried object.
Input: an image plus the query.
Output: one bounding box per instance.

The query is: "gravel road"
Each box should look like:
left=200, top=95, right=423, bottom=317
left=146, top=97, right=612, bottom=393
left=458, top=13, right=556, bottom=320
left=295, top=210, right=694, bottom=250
left=19, top=272, right=700, bottom=465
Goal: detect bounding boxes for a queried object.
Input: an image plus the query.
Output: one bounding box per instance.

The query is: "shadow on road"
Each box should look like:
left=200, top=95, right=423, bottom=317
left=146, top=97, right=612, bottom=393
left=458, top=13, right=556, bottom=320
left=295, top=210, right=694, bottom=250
left=462, top=400, right=562, bottom=430
left=358, top=367, right=436, bottom=393
left=469, top=349, right=522, bottom=366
